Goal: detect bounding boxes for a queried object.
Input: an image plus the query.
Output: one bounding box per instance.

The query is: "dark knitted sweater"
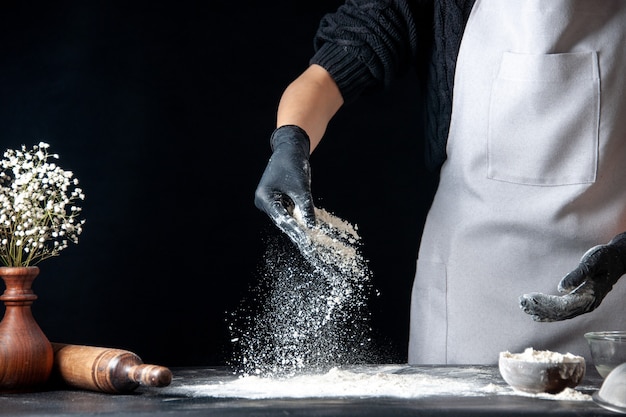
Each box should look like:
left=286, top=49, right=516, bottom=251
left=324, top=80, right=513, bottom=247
left=310, top=0, right=476, bottom=170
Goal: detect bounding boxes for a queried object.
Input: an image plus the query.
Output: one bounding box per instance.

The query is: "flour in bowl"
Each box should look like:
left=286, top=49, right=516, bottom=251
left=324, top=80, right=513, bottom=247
left=500, top=347, right=584, bottom=363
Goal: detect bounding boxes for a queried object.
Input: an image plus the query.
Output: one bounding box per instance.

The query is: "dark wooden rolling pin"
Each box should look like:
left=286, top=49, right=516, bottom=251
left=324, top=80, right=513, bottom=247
left=51, top=342, right=173, bottom=394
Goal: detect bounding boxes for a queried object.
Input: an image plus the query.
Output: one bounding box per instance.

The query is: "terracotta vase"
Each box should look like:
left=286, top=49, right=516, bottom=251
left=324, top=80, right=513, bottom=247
left=0, top=266, right=53, bottom=391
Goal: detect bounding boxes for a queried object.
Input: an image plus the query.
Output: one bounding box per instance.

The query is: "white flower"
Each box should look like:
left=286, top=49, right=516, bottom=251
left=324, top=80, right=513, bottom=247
left=0, top=142, right=85, bottom=266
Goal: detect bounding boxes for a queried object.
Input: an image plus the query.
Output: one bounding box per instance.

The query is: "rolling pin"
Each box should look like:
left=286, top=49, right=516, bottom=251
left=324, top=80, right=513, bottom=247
left=51, top=342, right=173, bottom=394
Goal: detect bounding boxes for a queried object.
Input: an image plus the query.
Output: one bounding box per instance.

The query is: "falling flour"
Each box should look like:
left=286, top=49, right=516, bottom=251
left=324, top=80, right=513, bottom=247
left=227, top=206, right=377, bottom=377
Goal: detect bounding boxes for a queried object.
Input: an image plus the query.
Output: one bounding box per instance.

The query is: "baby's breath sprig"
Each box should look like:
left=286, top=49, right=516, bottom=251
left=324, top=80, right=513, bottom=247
left=0, top=142, right=85, bottom=267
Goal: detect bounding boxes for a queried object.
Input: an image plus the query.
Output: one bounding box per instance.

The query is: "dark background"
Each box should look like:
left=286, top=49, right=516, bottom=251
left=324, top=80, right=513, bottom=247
left=0, top=1, right=437, bottom=367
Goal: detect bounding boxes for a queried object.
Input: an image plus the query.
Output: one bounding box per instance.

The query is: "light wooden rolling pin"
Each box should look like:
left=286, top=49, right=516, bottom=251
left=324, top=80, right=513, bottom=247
left=51, top=342, right=173, bottom=394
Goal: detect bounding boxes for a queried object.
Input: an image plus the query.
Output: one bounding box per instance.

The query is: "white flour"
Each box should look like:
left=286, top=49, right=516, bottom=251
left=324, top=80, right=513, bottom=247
left=516, top=386, right=591, bottom=401
left=227, top=206, right=376, bottom=377
left=219, top=205, right=595, bottom=402
left=223, top=209, right=593, bottom=402
left=500, top=348, right=584, bottom=363
left=172, top=365, right=591, bottom=401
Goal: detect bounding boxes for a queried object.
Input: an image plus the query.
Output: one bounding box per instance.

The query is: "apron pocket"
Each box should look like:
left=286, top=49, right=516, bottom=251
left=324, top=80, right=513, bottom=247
left=487, top=51, right=599, bottom=186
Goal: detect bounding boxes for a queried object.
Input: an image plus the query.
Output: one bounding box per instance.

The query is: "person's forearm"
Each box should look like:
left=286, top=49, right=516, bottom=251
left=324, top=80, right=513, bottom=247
left=277, top=64, right=344, bottom=153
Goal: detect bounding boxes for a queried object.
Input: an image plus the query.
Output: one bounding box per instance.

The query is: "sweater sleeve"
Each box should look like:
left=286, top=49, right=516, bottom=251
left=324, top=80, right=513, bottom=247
left=310, top=0, right=432, bottom=103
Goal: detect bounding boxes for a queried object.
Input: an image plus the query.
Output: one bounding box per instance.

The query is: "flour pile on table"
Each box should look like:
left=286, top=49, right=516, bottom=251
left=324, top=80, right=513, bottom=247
left=172, top=365, right=591, bottom=401
left=227, top=207, right=377, bottom=377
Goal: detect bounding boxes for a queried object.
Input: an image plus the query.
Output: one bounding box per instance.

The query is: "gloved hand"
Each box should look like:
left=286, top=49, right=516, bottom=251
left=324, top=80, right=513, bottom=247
left=520, top=232, right=626, bottom=322
left=254, top=125, right=316, bottom=251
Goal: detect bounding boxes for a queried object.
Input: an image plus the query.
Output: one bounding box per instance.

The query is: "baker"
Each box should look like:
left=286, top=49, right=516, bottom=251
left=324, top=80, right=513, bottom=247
left=254, top=0, right=626, bottom=364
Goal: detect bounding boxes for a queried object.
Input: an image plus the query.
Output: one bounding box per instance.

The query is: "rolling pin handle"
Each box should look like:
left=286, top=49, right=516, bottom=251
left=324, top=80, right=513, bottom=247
left=131, top=364, right=173, bottom=387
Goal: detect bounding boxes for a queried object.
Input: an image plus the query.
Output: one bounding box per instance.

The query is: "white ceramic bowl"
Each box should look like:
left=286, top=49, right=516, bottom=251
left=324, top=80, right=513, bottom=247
left=594, top=362, right=626, bottom=414
left=498, top=349, right=586, bottom=394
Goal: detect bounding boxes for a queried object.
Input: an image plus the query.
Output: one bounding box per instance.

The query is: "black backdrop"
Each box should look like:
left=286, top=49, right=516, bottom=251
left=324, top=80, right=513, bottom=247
left=0, top=1, right=438, bottom=367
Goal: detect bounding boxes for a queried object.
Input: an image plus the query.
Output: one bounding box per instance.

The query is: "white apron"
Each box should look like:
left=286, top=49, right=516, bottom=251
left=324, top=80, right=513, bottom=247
left=409, top=0, right=626, bottom=364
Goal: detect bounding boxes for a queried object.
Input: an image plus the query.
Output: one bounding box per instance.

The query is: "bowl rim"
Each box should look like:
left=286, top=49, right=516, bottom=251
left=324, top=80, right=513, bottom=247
left=593, top=391, right=626, bottom=414
left=585, top=331, right=626, bottom=342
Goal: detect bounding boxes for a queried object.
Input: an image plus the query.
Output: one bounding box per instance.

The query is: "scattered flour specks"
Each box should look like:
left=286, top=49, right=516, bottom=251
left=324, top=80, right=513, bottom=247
left=175, top=366, right=489, bottom=399
left=227, top=207, right=377, bottom=378
left=514, top=387, right=591, bottom=401
left=221, top=206, right=593, bottom=402
left=172, top=365, right=591, bottom=401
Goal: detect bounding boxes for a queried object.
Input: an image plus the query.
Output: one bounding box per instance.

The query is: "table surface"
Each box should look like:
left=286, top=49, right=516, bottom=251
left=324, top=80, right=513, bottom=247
left=0, top=365, right=619, bottom=417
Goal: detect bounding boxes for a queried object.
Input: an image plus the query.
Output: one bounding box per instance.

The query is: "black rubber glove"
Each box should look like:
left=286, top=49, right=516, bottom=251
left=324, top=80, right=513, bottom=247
left=254, top=125, right=316, bottom=251
left=520, top=232, right=626, bottom=322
